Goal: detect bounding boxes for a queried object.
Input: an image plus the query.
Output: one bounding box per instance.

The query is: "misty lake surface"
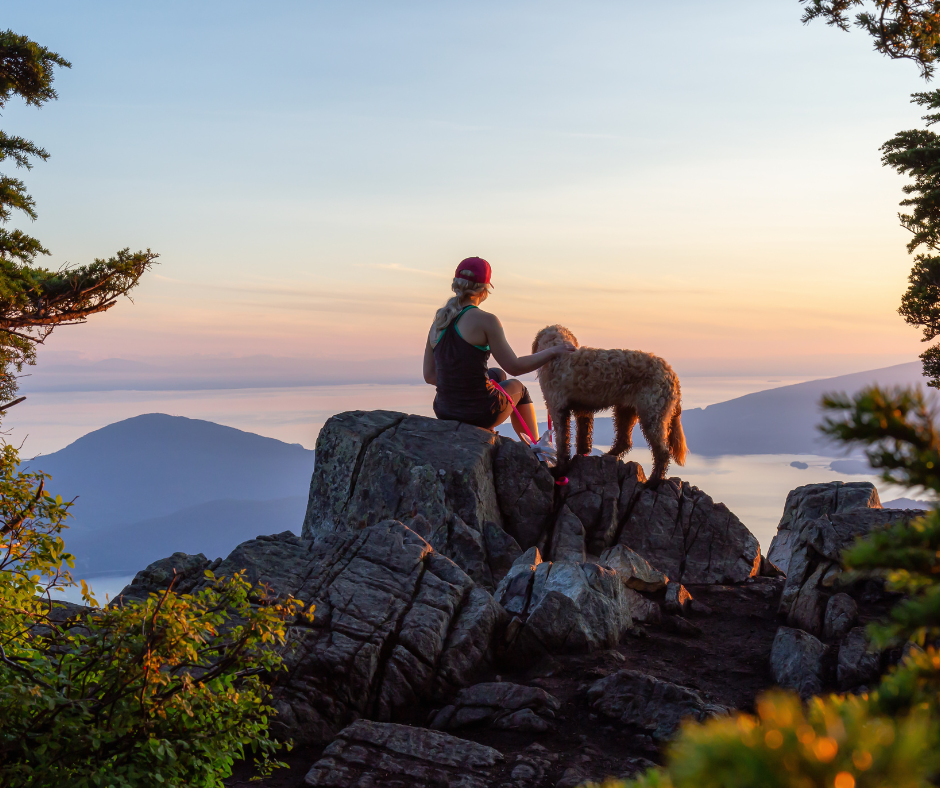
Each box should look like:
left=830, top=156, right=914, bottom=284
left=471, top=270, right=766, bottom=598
left=18, top=376, right=911, bottom=603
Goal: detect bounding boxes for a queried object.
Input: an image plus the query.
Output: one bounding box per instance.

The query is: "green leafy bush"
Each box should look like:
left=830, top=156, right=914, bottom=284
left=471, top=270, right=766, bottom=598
left=0, top=443, right=310, bottom=787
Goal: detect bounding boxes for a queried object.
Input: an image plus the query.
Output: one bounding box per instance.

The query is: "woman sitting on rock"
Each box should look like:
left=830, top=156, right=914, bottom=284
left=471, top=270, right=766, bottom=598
left=423, top=256, right=574, bottom=441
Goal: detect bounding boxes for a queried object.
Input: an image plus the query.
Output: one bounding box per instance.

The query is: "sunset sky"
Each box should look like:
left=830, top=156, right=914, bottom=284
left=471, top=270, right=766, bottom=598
left=4, top=0, right=934, bottom=383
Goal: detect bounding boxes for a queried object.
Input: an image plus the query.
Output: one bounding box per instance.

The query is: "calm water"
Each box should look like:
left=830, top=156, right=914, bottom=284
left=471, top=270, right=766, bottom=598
left=7, top=375, right=809, bottom=458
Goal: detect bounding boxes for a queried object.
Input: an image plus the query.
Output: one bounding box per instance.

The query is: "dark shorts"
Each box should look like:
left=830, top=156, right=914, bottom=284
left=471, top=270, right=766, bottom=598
left=433, top=369, right=530, bottom=429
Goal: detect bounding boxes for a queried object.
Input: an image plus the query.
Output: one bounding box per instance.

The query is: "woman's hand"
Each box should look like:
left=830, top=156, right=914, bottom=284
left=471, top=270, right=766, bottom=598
left=549, top=342, right=577, bottom=358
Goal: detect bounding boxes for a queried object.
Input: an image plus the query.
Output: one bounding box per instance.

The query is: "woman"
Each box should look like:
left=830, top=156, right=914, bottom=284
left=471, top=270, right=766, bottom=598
left=423, top=256, right=575, bottom=441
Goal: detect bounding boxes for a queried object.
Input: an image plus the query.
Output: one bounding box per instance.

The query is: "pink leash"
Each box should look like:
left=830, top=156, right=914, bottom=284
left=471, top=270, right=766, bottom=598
left=490, top=380, right=567, bottom=486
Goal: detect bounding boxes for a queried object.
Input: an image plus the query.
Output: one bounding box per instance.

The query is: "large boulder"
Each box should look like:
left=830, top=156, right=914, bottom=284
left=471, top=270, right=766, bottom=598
left=558, top=455, right=760, bottom=584
left=302, top=413, right=762, bottom=588
left=766, top=482, right=882, bottom=575
left=430, top=681, right=562, bottom=733
left=493, top=437, right=556, bottom=550
left=495, top=548, right=634, bottom=664
left=777, top=502, right=920, bottom=636
left=838, top=627, right=882, bottom=691
left=119, top=522, right=506, bottom=747
left=769, top=626, right=826, bottom=698
left=587, top=669, right=727, bottom=740
left=301, top=411, right=508, bottom=588
left=560, top=454, right=637, bottom=556
left=616, top=478, right=761, bottom=584
left=304, top=720, right=504, bottom=788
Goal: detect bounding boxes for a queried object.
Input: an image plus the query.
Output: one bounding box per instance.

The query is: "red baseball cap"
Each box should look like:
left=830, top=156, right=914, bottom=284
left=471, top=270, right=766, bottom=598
left=456, top=256, right=492, bottom=285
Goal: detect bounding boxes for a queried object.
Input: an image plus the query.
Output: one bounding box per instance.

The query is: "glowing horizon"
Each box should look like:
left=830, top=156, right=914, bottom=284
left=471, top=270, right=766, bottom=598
left=2, top=1, right=931, bottom=382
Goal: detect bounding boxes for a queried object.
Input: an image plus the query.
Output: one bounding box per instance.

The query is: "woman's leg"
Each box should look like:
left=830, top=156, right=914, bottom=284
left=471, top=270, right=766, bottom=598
left=495, top=379, right=539, bottom=442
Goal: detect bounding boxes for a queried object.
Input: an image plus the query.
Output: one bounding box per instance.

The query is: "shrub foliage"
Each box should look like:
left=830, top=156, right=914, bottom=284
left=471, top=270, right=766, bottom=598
left=0, top=442, right=310, bottom=786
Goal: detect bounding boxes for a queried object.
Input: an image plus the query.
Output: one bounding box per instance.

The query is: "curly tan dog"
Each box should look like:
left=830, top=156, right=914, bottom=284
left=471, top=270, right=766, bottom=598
left=533, top=325, right=688, bottom=484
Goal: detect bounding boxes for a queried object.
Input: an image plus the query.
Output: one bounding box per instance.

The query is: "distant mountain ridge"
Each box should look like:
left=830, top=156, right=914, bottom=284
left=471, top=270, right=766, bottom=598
left=65, top=496, right=308, bottom=575
left=31, top=413, right=314, bottom=532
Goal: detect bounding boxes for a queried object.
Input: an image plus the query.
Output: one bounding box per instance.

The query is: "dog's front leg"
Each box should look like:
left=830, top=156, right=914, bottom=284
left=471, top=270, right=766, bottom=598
left=553, top=408, right=572, bottom=477
left=575, top=412, right=593, bottom=456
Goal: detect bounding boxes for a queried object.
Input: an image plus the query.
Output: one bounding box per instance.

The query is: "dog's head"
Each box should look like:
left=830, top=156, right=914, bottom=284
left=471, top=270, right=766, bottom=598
left=533, top=325, right=579, bottom=354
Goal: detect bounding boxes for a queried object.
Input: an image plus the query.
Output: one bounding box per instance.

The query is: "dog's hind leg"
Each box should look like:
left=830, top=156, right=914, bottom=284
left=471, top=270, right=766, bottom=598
left=608, top=405, right=638, bottom=458
left=641, top=416, right=671, bottom=487
left=575, top=412, right=594, bottom=456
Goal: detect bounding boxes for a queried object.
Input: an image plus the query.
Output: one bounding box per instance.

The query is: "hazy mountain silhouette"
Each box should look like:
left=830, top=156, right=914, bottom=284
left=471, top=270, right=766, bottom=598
left=31, top=414, right=314, bottom=532
left=65, top=496, right=308, bottom=575
left=500, top=362, right=930, bottom=456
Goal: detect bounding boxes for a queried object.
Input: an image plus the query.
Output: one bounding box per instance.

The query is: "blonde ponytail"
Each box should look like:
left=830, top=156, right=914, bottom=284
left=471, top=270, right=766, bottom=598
left=430, top=271, right=491, bottom=348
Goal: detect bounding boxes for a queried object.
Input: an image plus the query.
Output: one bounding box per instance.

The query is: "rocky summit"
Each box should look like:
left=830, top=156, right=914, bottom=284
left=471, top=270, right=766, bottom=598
left=110, top=411, right=924, bottom=787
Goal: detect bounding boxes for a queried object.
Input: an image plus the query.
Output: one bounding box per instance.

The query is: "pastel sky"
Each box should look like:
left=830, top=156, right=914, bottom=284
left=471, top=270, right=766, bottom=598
left=3, top=1, right=935, bottom=382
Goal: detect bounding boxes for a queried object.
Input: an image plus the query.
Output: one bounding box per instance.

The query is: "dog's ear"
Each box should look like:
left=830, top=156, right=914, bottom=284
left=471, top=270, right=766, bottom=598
left=533, top=327, right=547, bottom=354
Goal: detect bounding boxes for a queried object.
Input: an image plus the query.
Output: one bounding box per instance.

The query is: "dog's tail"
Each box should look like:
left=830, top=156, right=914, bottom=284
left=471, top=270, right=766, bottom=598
left=668, top=405, right=688, bottom=466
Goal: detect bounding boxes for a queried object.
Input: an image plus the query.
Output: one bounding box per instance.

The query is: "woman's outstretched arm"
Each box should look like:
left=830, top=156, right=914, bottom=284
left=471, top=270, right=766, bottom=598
left=485, top=314, right=573, bottom=376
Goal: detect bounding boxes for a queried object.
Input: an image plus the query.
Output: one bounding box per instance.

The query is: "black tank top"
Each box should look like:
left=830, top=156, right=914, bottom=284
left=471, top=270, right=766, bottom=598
left=432, top=305, right=503, bottom=426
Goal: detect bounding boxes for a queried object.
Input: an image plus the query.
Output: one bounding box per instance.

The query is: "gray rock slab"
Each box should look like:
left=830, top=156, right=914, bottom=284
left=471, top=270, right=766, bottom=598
left=127, top=521, right=505, bottom=747
left=778, top=506, right=920, bottom=635
left=495, top=554, right=634, bottom=665
left=430, top=681, right=561, bottom=732
left=617, top=477, right=760, bottom=584
left=766, top=482, right=881, bottom=575
left=494, top=437, right=555, bottom=550
left=838, top=627, right=882, bottom=691
left=588, top=669, right=727, bottom=740
left=561, top=454, right=628, bottom=555
left=550, top=505, right=587, bottom=563
left=823, top=593, right=858, bottom=641
left=301, top=411, right=522, bottom=590
left=304, top=719, right=504, bottom=787
left=770, top=626, right=826, bottom=698
left=599, top=544, right=668, bottom=592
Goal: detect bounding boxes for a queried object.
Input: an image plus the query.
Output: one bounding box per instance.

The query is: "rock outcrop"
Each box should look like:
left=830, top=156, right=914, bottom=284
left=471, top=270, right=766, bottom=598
left=122, top=523, right=504, bottom=747
left=304, top=720, right=504, bottom=788
left=777, top=502, right=919, bottom=637
left=587, top=669, right=728, bottom=740
left=430, top=681, right=561, bottom=733
left=770, top=625, right=826, bottom=698
left=301, top=412, right=762, bottom=591
left=120, top=411, right=887, bottom=787
left=495, top=548, right=635, bottom=665
left=766, top=481, right=882, bottom=575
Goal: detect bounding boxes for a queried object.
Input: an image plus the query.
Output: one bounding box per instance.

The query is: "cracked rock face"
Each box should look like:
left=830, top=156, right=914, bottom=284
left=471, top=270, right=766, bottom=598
left=616, top=478, right=761, bottom=585
left=429, top=681, right=561, bottom=733
left=301, top=412, right=762, bottom=590
left=495, top=548, right=635, bottom=665
left=600, top=544, right=668, bottom=592
left=302, top=411, right=507, bottom=589
left=778, top=504, right=919, bottom=636
left=120, top=522, right=505, bottom=747
left=770, top=626, right=826, bottom=698
left=587, top=669, right=728, bottom=740
left=304, top=719, right=504, bottom=788
left=838, top=627, right=882, bottom=691
left=766, top=481, right=882, bottom=575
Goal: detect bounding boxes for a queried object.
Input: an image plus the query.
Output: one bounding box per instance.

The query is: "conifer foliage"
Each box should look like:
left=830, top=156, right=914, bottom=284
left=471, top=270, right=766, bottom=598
left=800, top=1, right=940, bottom=78
left=0, top=30, right=156, bottom=406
